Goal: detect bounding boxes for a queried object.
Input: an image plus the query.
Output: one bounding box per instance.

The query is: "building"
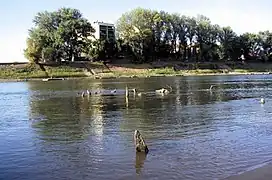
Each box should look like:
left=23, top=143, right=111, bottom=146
left=93, top=21, right=116, bottom=42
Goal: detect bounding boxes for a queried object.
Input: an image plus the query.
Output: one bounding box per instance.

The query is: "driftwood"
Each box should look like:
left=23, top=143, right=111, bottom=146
left=134, top=130, right=149, bottom=154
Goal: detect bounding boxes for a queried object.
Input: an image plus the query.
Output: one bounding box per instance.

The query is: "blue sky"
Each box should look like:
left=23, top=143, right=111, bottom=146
left=0, top=0, right=271, bottom=62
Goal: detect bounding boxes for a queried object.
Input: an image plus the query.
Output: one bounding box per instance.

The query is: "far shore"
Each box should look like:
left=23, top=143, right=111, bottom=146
left=0, top=71, right=271, bottom=83
left=0, top=61, right=272, bottom=82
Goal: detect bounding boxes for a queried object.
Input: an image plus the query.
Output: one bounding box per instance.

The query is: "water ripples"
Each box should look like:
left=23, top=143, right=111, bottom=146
left=1, top=75, right=272, bottom=179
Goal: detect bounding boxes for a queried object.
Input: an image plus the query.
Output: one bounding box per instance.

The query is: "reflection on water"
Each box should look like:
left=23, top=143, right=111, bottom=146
left=135, top=153, right=147, bottom=175
left=1, top=75, right=272, bottom=180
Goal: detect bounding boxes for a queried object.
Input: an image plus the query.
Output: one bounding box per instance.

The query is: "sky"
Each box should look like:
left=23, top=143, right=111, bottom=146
left=0, top=0, right=271, bottom=63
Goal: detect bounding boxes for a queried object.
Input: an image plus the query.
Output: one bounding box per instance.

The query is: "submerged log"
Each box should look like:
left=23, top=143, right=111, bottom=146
left=134, top=130, right=149, bottom=154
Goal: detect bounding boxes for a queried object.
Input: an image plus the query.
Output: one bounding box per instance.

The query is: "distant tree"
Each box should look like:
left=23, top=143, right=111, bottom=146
left=116, top=7, right=162, bottom=62
left=25, top=7, right=272, bottom=64
left=24, top=8, right=95, bottom=63
left=116, top=7, right=272, bottom=63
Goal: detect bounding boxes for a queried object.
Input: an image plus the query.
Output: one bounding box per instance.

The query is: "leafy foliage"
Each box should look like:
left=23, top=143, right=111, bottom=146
left=25, top=7, right=272, bottom=64
left=116, top=8, right=272, bottom=63
left=24, top=8, right=95, bottom=63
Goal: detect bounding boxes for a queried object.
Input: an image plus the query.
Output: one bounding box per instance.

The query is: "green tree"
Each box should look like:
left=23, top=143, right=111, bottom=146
left=116, top=7, right=272, bottom=63
left=218, top=26, right=238, bottom=60
left=258, top=31, right=272, bottom=61
left=116, top=7, right=162, bottom=62
left=25, top=7, right=272, bottom=64
left=24, top=8, right=95, bottom=63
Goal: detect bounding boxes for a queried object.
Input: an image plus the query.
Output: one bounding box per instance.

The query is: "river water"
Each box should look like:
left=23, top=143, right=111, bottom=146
left=1, top=75, right=272, bottom=180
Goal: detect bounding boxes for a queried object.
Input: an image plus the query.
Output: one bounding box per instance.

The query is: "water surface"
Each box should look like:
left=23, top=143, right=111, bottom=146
left=1, top=75, right=272, bottom=180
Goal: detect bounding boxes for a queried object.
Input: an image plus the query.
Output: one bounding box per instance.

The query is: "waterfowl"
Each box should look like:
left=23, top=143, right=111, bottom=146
left=155, top=88, right=169, bottom=94
left=210, top=85, right=215, bottom=91
left=86, top=90, right=91, bottom=95
left=111, top=89, right=117, bottom=93
left=131, top=88, right=143, bottom=97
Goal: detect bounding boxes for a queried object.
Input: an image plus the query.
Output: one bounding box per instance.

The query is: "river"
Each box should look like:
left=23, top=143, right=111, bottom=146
left=1, top=75, right=272, bottom=180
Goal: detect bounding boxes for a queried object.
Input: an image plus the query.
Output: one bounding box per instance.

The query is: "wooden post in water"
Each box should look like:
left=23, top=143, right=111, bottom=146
left=125, top=85, right=128, bottom=97
left=125, top=85, right=129, bottom=108
left=134, top=130, right=149, bottom=154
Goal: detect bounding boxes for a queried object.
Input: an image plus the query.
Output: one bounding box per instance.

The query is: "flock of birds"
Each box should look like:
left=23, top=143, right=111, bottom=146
left=80, top=84, right=266, bottom=104
left=80, top=85, right=173, bottom=98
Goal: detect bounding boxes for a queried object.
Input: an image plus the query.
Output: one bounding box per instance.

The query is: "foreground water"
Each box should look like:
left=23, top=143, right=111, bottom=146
left=1, top=75, right=272, bottom=180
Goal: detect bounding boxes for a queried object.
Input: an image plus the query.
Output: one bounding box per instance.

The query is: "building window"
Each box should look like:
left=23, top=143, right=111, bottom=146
left=95, top=23, right=116, bottom=41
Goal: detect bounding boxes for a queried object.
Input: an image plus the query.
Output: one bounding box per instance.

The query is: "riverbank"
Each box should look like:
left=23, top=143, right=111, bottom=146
left=0, top=63, right=86, bottom=79
left=0, top=61, right=272, bottom=81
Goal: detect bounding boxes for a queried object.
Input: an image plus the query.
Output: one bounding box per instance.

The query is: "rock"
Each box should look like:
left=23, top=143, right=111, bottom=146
left=134, top=130, right=149, bottom=154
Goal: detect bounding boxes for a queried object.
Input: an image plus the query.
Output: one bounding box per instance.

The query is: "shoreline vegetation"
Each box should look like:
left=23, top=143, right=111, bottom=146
left=4, top=7, right=272, bottom=81
left=1, top=61, right=272, bottom=81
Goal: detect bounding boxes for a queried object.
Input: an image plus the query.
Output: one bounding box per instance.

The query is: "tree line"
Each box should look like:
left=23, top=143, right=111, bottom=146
left=24, top=7, right=272, bottom=64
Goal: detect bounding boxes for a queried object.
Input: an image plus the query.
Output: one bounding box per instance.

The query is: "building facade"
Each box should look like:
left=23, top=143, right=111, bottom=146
left=93, top=21, right=116, bottom=42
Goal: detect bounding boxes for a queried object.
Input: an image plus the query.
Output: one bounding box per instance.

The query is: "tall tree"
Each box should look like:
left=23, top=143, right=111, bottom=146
left=116, top=7, right=163, bottom=62
left=116, top=8, right=272, bottom=63
left=24, top=8, right=95, bottom=63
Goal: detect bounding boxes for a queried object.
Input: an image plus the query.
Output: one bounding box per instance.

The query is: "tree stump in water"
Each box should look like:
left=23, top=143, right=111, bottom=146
left=134, top=130, right=149, bottom=154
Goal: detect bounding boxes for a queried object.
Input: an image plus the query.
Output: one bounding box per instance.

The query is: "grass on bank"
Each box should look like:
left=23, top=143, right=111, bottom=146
left=0, top=64, right=87, bottom=79
left=1, top=62, right=272, bottom=80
